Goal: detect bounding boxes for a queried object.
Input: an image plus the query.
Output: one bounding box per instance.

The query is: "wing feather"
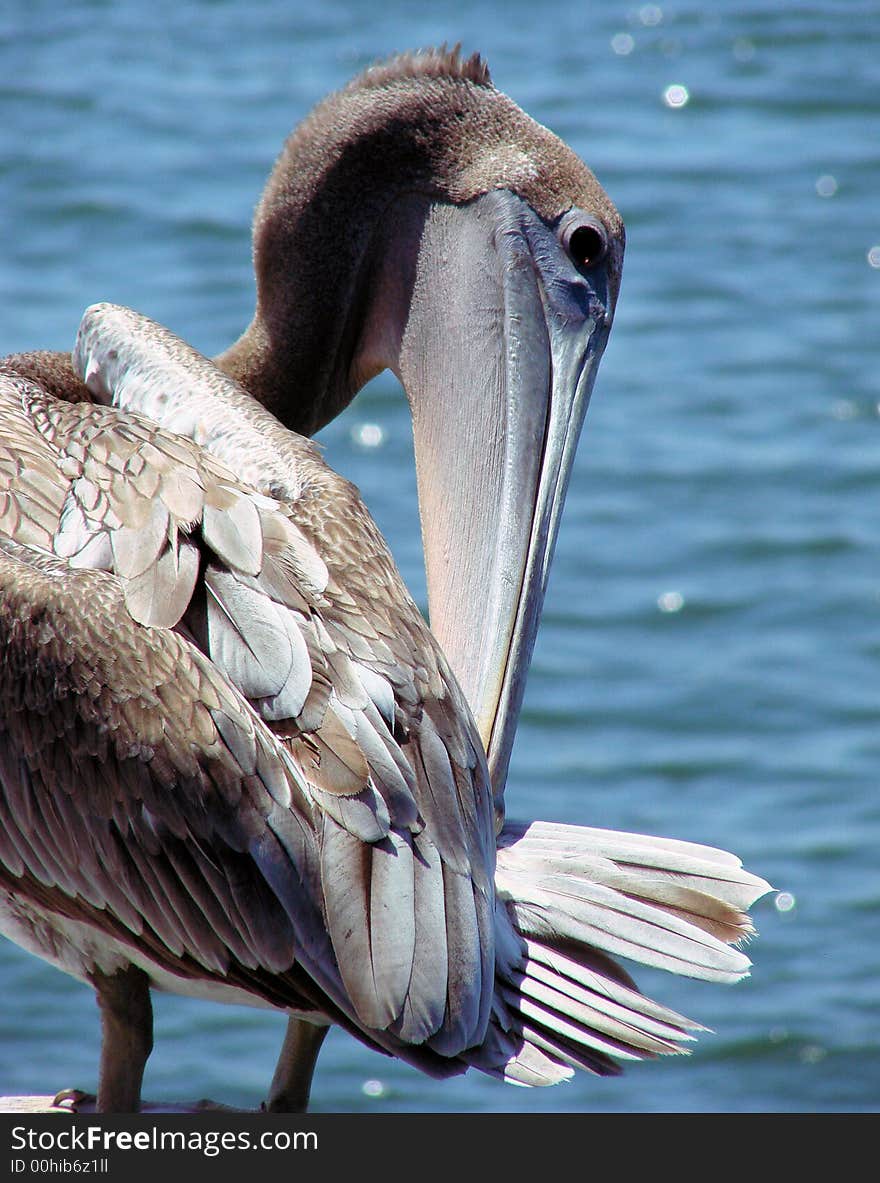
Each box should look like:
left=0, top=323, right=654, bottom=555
left=123, top=534, right=200, bottom=627
left=110, top=500, right=170, bottom=579
left=391, top=831, right=448, bottom=1043
left=369, top=830, right=416, bottom=1021
left=427, top=864, right=483, bottom=1054
left=202, top=495, right=262, bottom=576
left=0, top=313, right=501, bottom=1064
left=319, top=814, right=387, bottom=1027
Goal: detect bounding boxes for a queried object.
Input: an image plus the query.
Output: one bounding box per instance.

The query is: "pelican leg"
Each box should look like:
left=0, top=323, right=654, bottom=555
left=91, top=964, right=153, bottom=1113
left=264, top=1018, right=328, bottom=1112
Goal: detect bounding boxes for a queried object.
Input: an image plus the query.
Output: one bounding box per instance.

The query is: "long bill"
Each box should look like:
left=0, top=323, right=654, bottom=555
left=397, top=189, right=615, bottom=808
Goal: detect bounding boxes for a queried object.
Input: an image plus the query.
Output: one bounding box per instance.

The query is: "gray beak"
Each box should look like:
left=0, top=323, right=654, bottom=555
left=398, top=189, right=617, bottom=815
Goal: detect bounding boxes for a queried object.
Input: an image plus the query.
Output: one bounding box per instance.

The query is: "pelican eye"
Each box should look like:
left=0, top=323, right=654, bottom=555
left=561, top=217, right=608, bottom=270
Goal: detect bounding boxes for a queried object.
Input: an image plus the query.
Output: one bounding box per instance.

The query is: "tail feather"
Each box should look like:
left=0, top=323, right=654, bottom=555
left=499, top=981, right=665, bottom=1060
left=464, top=819, right=772, bottom=1086
left=507, top=1018, right=623, bottom=1079
left=499, top=820, right=768, bottom=913
left=495, top=820, right=770, bottom=984
left=523, top=947, right=701, bottom=1047
left=523, top=940, right=703, bottom=1036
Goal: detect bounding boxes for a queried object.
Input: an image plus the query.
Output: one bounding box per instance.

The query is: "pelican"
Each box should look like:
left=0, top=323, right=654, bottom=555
left=0, top=49, right=770, bottom=1112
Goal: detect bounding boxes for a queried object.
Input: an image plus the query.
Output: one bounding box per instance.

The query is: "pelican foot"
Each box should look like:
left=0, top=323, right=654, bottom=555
left=49, top=1088, right=242, bottom=1115
left=52, top=1089, right=97, bottom=1112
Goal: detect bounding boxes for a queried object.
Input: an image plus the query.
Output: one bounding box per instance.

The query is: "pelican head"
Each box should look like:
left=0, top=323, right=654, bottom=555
left=219, top=48, right=624, bottom=803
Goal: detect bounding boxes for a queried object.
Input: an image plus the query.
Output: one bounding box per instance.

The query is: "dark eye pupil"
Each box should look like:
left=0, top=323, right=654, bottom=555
left=568, top=224, right=605, bottom=267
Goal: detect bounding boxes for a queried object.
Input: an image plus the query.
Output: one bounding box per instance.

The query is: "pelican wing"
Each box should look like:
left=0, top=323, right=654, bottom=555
left=0, top=539, right=328, bottom=980
left=0, top=364, right=496, bottom=1055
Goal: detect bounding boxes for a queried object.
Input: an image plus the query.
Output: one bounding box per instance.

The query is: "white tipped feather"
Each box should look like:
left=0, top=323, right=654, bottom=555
left=66, top=529, right=113, bottom=571
left=110, top=500, right=170, bottom=579
left=309, top=782, right=390, bottom=844
left=202, top=493, right=263, bottom=576
left=205, top=567, right=304, bottom=701
left=353, top=661, right=396, bottom=726
left=256, top=609, right=315, bottom=722
left=352, top=703, right=420, bottom=829
left=123, top=534, right=200, bottom=627
left=269, top=515, right=329, bottom=597
left=53, top=498, right=92, bottom=559
left=154, top=465, right=204, bottom=522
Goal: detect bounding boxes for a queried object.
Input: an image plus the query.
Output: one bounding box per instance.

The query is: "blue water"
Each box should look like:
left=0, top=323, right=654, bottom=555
left=0, top=0, right=878, bottom=1113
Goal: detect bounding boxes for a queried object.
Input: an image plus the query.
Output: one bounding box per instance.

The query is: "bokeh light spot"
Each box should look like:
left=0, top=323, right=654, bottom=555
left=663, top=83, right=689, bottom=108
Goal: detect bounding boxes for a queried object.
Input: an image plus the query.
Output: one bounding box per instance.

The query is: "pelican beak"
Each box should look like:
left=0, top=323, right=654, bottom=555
left=398, top=189, right=620, bottom=808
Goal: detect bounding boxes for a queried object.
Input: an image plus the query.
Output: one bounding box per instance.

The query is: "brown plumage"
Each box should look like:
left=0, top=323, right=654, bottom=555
left=2, top=351, right=92, bottom=404
left=0, top=49, right=769, bottom=1112
left=0, top=348, right=496, bottom=1068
